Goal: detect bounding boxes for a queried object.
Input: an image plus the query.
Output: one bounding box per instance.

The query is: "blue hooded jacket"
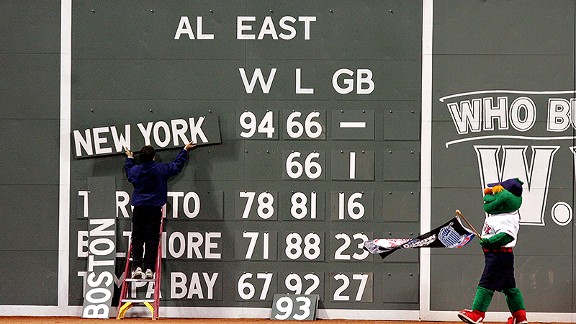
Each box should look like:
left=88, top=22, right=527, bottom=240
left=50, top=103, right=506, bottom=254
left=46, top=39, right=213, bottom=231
left=125, top=149, right=189, bottom=207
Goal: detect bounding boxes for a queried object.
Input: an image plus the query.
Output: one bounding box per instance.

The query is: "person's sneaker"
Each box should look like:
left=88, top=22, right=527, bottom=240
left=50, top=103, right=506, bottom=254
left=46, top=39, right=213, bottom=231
left=131, top=267, right=144, bottom=279
left=458, top=309, right=485, bottom=323
left=145, top=269, right=154, bottom=279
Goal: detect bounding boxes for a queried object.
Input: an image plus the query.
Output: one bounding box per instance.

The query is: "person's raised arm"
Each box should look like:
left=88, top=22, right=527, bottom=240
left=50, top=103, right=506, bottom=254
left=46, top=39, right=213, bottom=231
left=124, top=147, right=136, bottom=180
left=163, top=142, right=196, bottom=177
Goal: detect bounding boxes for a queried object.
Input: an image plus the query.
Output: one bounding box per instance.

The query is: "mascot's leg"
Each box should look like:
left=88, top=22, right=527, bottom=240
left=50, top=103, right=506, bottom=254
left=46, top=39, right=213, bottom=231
left=458, top=286, right=493, bottom=323
left=504, top=287, right=528, bottom=324
left=472, top=285, right=494, bottom=312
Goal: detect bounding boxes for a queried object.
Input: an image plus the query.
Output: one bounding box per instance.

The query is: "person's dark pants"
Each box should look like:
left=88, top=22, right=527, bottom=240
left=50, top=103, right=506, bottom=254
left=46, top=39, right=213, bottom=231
left=131, top=206, right=162, bottom=271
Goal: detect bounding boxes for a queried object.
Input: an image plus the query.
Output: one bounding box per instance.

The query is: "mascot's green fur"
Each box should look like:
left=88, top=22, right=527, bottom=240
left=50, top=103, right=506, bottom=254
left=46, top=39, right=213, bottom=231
left=458, top=178, right=528, bottom=324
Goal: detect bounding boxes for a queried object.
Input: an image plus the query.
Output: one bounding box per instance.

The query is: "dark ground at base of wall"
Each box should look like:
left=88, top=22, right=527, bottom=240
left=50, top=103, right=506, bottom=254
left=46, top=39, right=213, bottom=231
left=0, top=317, right=558, bottom=324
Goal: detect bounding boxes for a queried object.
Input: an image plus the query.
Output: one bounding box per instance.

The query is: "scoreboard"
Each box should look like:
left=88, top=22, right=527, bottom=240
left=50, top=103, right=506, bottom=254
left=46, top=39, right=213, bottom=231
left=70, top=0, right=423, bottom=314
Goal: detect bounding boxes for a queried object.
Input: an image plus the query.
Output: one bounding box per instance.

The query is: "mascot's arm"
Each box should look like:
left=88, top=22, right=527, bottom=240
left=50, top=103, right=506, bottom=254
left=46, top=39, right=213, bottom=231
left=480, top=232, right=513, bottom=248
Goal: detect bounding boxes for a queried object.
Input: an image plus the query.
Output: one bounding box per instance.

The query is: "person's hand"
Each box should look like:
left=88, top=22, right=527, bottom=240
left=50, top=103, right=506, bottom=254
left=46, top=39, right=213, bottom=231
left=184, top=141, right=196, bottom=151
left=479, top=237, right=490, bottom=248
left=124, top=147, right=133, bottom=158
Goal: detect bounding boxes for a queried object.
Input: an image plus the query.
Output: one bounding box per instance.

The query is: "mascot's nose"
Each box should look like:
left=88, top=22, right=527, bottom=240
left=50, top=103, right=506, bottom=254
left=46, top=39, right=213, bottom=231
left=483, top=187, right=492, bottom=195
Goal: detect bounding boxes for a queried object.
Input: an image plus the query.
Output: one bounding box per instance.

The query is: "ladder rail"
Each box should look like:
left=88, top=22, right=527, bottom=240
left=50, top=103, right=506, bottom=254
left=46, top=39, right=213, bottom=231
left=117, top=237, right=132, bottom=314
left=152, top=206, right=165, bottom=320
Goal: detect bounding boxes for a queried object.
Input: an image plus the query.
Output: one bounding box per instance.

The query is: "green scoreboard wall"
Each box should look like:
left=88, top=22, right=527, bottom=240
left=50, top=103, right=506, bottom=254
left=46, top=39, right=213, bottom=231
left=69, top=0, right=422, bottom=316
left=430, top=0, right=576, bottom=319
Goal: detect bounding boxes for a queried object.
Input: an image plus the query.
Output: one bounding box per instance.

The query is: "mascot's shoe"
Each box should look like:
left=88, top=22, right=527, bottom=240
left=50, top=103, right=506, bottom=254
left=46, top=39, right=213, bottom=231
left=506, top=310, right=528, bottom=324
left=458, top=309, right=485, bottom=323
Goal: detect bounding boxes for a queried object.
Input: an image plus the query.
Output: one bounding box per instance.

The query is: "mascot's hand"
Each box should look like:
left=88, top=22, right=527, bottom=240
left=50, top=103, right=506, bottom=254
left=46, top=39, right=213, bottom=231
left=479, top=238, right=491, bottom=248
left=479, top=232, right=513, bottom=248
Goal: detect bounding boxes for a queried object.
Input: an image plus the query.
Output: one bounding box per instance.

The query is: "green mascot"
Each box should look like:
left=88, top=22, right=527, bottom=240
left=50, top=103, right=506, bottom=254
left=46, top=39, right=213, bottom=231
left=458, top=178, right=528, bottom=324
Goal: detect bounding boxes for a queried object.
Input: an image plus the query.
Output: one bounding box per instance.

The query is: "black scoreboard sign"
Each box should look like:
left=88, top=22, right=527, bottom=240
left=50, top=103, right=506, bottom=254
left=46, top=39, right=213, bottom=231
left=70, top=1, right=422, bottom=314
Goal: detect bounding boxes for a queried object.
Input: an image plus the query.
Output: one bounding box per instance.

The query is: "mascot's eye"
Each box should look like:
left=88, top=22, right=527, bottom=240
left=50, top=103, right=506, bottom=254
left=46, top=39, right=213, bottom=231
left=491, top=185, right=504, bottom=194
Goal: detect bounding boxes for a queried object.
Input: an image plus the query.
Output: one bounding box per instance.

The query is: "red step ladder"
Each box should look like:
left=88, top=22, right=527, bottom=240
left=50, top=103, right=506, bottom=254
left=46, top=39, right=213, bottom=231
left=117, top=207, right=165, bottom=320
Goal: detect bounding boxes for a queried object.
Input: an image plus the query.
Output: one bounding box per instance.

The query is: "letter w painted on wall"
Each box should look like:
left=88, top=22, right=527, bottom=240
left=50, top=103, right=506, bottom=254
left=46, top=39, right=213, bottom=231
left=474, top=145, right=559, bottom=226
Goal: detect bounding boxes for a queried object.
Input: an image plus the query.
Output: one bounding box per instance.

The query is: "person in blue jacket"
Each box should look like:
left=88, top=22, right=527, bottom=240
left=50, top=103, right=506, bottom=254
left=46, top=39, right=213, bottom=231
left=124, top=142, right=196, bottom=279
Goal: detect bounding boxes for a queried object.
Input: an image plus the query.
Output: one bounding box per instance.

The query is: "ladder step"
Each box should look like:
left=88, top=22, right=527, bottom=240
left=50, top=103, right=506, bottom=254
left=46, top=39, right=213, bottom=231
left=125, top=278, right=155, bottom=282
left=121, top=298, right=155, bottom=303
